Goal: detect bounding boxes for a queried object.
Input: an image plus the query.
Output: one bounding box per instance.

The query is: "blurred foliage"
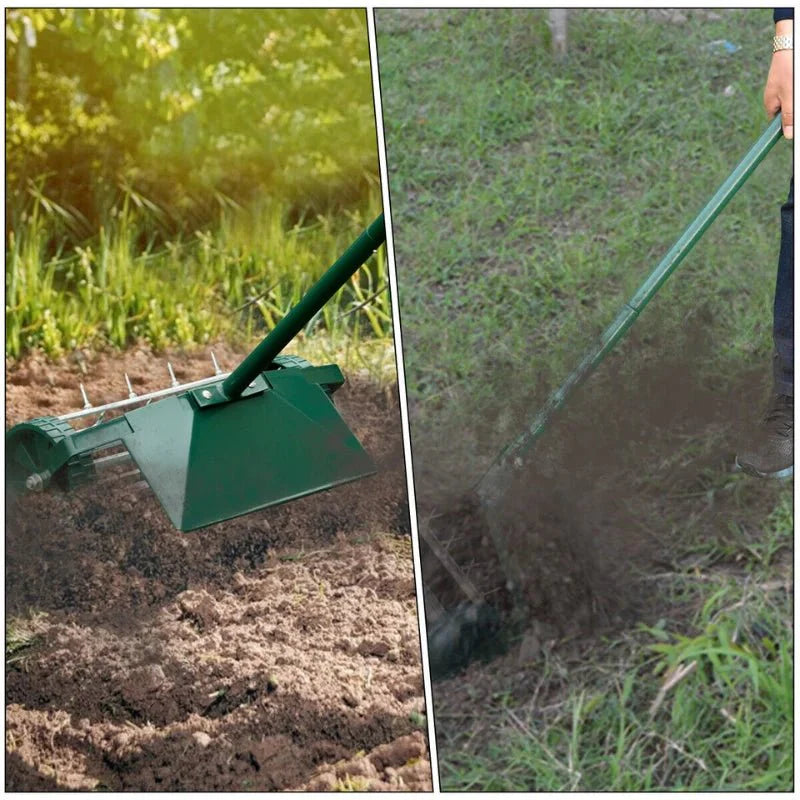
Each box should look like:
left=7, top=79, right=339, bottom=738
left=6, top=8, right=377, bottom=239
left=5, top=9, right=386, bottom=361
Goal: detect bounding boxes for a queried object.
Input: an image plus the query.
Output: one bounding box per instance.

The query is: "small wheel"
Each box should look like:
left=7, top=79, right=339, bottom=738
left=6, top=416, right=93, bottom=494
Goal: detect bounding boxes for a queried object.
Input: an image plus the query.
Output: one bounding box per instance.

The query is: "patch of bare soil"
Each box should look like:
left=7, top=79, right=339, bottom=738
left=5, top=344, right=431, bottom=791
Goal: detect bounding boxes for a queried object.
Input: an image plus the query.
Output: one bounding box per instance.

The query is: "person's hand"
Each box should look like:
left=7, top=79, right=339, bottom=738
left=764, top=20, right=793, bottom=139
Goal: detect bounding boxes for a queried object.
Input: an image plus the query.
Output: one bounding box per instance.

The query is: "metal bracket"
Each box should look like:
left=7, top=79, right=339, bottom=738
left=191, top=375, right=268, bottom=408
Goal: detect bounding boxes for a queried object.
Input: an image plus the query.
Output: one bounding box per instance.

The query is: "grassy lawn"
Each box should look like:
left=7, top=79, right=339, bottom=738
left=437, top=494, right=792, bottom=791
left=378, top=9, right=788, bottom=434
left=376, top=8, right=792, bottom=791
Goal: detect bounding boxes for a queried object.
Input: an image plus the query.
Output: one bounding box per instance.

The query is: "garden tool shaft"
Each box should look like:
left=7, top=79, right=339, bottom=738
left=476, top=115, right=784, bottom=608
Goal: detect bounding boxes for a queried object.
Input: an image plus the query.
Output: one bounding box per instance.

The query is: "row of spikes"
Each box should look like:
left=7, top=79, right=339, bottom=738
left=62, top=352, right=227, bottom=425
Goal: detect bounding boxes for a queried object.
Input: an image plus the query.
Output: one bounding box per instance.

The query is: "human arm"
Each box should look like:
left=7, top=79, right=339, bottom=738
left=764, top=11, right=793, bottom=139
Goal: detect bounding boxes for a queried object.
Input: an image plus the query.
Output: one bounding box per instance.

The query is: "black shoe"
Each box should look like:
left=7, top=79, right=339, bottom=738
left=735, top=394, right=793, bottom=479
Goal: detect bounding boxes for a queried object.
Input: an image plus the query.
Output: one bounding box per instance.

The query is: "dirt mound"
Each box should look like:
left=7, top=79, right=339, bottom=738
left=6, top=542, right=426, bottom=791
left=5, top=345, right=431, bottom=791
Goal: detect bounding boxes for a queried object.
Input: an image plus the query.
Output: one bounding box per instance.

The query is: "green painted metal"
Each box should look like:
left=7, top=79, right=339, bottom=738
left=122, top=364, right=373, bottom=530
left=5, top=417, right=95, bottom=494
left=6, top=216, right=386, bottom=530
left=476, top=115, right=784, bottom=607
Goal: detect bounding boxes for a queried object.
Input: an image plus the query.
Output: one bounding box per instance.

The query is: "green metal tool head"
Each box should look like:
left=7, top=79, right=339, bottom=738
left=118, top=361, right=373, bottom=531
left=7, top=216, right=386, bottom=531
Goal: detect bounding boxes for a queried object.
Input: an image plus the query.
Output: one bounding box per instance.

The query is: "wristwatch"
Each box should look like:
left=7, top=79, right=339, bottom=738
left=773, top=34, right=793, bottom=52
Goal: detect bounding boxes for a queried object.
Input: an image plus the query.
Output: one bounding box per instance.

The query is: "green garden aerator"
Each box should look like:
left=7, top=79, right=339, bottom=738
left=6, top=215, right=386, bottom=531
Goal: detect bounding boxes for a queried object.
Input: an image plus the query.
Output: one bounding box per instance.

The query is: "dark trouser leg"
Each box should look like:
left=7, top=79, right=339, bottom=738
left=773, top=177, right=793, bottom=397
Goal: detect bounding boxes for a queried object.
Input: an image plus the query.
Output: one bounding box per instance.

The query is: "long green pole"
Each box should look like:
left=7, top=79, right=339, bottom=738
left=222, top=214, right=386, bottom=400
left=476, top=115, right=783, bottom=602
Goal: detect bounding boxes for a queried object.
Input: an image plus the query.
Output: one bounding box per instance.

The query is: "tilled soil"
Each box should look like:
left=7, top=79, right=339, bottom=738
left=5, top=344, right=431, bottom=791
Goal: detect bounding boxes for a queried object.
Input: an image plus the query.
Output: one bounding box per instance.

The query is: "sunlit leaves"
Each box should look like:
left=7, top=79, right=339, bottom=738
left=6, top=8, right=375, bottom=234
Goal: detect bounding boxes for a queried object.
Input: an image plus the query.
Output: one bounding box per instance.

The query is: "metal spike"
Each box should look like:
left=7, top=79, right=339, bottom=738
left=167, top=362, right=179, bottom=388
left=210, top=351, right=223, bottom=376
left=79, top=383, right=92, bottom=410
left=124, top=373, right=137, bottom=400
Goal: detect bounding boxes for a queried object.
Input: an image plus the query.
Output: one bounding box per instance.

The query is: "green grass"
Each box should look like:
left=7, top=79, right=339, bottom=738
left=376, top=8, right=793, bottom=792
left=6, top=187, right=391, bottom=372
left=437, top=491, right=792, bottom=791
left=378, top=9, right=789, bottom=431
left=6, top=612, right=49, bottom=670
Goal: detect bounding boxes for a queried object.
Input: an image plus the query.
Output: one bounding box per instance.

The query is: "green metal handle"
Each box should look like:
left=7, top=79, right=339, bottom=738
left=223, top=213, right=386, bottom=400
left=478, top=114, right=784, bottom=500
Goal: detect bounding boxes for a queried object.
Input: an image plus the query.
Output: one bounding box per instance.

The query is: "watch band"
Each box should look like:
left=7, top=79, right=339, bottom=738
left=773, top=34, right=793, bottom=52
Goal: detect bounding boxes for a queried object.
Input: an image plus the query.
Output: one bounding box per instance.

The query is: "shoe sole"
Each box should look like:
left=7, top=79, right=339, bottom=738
left=734, top=458, right=794, bottom=480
